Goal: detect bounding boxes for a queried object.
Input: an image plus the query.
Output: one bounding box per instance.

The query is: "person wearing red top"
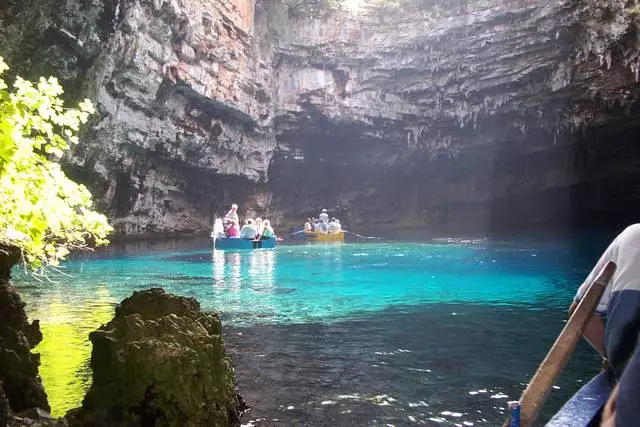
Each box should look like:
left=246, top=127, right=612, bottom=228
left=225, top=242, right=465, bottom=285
left=224, top=219, right=239, bottom=237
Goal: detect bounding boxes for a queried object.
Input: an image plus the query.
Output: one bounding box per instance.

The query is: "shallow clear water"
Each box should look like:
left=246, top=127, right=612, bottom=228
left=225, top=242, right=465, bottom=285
left=14, top=235, right=613, bottom=425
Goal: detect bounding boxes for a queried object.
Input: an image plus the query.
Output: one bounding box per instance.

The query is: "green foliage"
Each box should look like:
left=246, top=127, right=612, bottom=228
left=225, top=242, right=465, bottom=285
left=0, top=57, right=112, bottom=268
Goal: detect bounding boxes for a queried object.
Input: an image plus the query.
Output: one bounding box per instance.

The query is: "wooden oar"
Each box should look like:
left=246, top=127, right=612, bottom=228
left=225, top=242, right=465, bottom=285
left=504, top=261, right=616, bottom=427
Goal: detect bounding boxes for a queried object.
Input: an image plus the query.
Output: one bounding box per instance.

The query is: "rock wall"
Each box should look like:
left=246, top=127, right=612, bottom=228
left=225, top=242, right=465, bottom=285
left=0, top=0, right=275, bottom=238
left=0, top=245, right=50, bottom=418
left=269, top=0, right=640, bottom=231
left=74, top=0, right=277, bottom=237
left=2, top=0, right=640, bottom=235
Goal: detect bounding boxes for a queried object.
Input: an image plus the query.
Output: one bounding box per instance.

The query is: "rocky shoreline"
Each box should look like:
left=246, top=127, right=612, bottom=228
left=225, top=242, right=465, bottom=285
left=0, top=248, right=245, bottom=427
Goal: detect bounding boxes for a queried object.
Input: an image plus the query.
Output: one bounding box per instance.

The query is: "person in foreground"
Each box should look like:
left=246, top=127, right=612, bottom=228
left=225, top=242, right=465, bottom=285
left=600, top=337, right=640, bottom=426
left=570, top=224, right=640, bottom=425
left=571, top=224, right=640, bottom=378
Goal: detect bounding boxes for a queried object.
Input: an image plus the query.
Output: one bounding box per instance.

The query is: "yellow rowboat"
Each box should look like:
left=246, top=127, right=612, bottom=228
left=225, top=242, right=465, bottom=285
left=303, top=231, right=345, bottom=242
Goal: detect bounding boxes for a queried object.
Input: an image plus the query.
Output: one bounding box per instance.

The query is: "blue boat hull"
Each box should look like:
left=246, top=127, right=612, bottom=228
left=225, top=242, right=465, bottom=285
left=213, top=237, right=276, bottom=250
left=546, top=372, right=612, bottom=426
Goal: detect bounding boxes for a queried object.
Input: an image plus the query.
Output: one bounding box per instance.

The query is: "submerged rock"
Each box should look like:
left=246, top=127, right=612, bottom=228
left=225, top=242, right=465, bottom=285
left=0, top=245, right=50, bottom=417
left=71, top=288, right=243, bottom=427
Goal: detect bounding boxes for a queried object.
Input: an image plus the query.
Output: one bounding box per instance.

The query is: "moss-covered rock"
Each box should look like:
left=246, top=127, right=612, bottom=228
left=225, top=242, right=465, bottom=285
left=71, top=288, right=243, bottom=427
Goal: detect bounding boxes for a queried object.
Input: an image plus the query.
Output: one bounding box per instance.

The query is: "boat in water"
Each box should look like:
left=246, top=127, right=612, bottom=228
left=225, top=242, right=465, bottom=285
left=302, top=231, right=345, bottom=242
left=211, top=217, right=277, bottom=250
left=213, top=237, right=277, bottom=250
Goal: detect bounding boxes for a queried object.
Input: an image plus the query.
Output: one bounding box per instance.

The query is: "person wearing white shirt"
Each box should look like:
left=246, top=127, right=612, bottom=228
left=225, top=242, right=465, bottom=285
left=571, top=224, right=640, bottom=378
left=239, top=219, right=257, bottom=239
left=319, top=208, right=329, bottom=224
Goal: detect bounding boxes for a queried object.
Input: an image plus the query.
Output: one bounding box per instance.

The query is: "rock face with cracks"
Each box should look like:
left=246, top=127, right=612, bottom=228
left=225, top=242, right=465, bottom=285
left=2, top=0, right=640, bottom=234
left=71, top=288, right=243, bottom=427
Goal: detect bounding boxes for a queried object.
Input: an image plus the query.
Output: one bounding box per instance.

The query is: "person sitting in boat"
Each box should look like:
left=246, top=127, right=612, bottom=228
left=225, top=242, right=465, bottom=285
left=600, top=336, right=640, bottom=427
left=328, top=218, right=341, bottom=234
left=304, top=218, right=312, bottom=232
left=224, top=219, right=239, bottom=238
left=261, top=219, right=275, bottom=239
left=571, top=224, right=640, bottom=379
left=224, top=203, right=239, bottom=228
left=312, top=218, right=326, bottom=234
left=319, top=208, right=329, bottom=225
left=212, top=218, right=225, bottom=238
left=239, top=219, right=257, bottom=239
left=255, top=218, right=264, bottom=237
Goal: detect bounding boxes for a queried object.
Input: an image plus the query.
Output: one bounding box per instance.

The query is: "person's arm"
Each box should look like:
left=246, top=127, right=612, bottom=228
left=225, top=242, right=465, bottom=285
left=570, top=301, right=607, bottom=358
left=570, top=235, right=619, bottom=358
left=574, top=236, right=619, bottom=304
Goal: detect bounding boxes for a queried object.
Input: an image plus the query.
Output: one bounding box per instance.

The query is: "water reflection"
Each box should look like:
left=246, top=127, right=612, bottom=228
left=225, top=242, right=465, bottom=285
left=212, top=250, right=277, bottom=291
left=33, top=286, right=115, bottom=417
left=212, top=249, right=226, bottom=287
left=249, top=250, right=276, bottom=291
left=229, top=252, right=242, bottom=292
left=211, top=250, right=278, bottom=321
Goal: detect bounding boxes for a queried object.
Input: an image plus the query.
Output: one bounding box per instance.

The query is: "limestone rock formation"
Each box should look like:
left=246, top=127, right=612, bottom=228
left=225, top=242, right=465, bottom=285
left=269, top=0, right=640, bottom=230
left=0, top=0, right=275, bottom=238
left=0, top=245, right=50, bottom=417
left=71, top=288, right=243, bottom=427
left=1, top=0, right=640, bottom=234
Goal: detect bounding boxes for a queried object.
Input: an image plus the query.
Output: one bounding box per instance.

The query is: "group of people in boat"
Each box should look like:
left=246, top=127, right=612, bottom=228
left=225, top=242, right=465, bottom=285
left=215, top=204, right=276, bottom=240
left=303, top=209, right=343, bottom=234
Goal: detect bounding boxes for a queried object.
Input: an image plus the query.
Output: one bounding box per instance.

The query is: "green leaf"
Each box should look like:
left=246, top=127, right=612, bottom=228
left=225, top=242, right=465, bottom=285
left=0, top=56, right=113, bottom=269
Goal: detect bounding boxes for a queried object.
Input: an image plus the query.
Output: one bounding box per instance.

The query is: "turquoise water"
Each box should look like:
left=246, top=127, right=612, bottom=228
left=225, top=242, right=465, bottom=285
left=14, top=235, right=612, bottom=425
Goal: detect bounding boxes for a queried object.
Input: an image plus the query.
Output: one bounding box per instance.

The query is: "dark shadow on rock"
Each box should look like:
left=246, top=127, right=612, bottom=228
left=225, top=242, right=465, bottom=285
left=0, top=244, right=50, bottom=420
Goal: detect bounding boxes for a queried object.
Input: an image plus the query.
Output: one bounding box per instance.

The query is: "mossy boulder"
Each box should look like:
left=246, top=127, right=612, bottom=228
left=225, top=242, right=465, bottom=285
left=71, top=288, right=243, bottom=426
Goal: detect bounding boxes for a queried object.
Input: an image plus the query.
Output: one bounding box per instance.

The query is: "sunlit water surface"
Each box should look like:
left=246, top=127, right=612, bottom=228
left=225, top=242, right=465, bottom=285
left=15, top=234, right=613, bottom=425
